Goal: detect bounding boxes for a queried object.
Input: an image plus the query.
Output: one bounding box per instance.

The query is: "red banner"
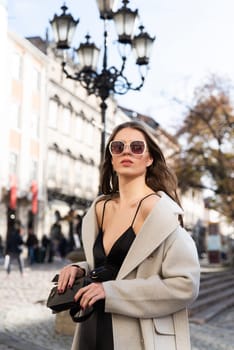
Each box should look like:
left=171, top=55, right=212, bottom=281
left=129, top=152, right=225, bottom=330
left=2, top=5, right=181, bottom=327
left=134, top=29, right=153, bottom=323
left=9, top=175, right=17, bottom=210
left=31, top=180, right=38, bottom=214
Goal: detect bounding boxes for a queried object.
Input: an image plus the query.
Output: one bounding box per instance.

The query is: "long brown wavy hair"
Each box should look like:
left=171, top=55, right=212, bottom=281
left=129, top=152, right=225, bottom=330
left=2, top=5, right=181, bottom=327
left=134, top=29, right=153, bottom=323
left=100, top=121, right=183, bottom=225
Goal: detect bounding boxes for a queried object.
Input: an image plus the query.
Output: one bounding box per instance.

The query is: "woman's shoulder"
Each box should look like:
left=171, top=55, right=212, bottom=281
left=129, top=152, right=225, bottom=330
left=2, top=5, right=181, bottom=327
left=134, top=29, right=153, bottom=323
left=95, top=193, right=119, bottom=206
left=139, top=191, right=184, bottom=229
left=95, top=194, right=112, bottom=208
left=139, top=192, right=161, bottom=217
left=94, top=194, right=115, bottom=225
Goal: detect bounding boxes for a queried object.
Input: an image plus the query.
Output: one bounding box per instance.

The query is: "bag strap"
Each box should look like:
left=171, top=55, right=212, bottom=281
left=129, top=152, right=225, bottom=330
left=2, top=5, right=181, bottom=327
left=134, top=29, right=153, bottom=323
left=70, top=305, right=94, bottom=323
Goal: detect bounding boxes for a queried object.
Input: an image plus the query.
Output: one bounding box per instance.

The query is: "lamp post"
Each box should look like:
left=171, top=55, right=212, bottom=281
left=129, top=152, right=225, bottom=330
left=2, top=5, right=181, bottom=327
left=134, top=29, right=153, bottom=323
left=50, top=0, right=155, bottom=168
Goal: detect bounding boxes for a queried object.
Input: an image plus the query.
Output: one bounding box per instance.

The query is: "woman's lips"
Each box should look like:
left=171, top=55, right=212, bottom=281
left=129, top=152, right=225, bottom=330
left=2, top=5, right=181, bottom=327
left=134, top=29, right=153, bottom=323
left=120, top=159, right=133, bottom=166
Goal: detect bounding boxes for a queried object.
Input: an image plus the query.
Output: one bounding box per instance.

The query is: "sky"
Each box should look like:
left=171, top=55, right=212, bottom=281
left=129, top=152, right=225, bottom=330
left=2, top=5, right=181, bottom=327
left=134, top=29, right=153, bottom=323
left=7, top=0, right=234, bottom=132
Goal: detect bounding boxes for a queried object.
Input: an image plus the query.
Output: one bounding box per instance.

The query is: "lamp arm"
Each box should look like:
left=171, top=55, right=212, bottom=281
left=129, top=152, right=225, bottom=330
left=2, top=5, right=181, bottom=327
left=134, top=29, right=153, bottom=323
left=125, top=65, right=147, bottom=92
left=61, top=61, right=100, bottom=96
left=128, top=75, right=145, bottom=91
left=117, top=55, right=126, bottom=74
left=111, top=68, right=145, bottom=95
left=61, top=61, right=78, bottom=80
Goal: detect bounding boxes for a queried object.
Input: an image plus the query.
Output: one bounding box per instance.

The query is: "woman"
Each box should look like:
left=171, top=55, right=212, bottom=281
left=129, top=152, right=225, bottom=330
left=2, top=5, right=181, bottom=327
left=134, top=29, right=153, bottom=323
left=5, top=220, right=24, bottom=275
left=58, top=121, right=200, bottom=350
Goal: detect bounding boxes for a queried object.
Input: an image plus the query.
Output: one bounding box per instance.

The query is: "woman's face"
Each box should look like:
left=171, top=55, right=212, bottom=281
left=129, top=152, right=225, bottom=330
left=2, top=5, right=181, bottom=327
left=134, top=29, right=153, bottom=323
left=110, top=127, right=153, bottom=177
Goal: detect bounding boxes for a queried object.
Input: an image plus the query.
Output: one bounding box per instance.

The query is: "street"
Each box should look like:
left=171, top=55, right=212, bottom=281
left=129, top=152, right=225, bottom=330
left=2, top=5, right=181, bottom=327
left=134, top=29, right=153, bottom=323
left=0, top=259, right=233, bottom=350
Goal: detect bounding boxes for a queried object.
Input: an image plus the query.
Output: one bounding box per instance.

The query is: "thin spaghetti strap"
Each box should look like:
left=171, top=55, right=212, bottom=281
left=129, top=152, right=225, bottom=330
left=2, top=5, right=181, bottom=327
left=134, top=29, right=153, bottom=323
left=100, top=199, right=111, bottom=230
left=131, top=193, right=158, bottom=227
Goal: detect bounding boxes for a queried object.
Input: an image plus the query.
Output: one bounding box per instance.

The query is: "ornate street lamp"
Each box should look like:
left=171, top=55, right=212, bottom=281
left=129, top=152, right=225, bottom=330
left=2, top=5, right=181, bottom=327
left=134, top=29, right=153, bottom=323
left=50, top=0, right=155, bottom=168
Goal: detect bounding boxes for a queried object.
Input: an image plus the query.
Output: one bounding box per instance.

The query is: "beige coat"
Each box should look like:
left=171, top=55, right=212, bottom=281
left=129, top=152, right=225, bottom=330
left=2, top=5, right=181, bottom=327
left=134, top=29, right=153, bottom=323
left=71, top=191, right=200, bottom=350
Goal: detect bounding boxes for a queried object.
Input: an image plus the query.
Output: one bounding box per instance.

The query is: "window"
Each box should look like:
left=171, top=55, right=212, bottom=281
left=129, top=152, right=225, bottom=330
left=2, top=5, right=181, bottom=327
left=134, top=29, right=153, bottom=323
left=11, top=52, right=22, bottom=80
left=84, top=164, right=95, bottom=198
left=61, top=155, right=70, bottom=185
left=9, top=152, right=18, bottom=175
left=31, top=113, right=40, bottom=138
left=10, top=102, right=21, bottom=129
left=30, top=160, right=38, bottom=181
left=48, top=151, right=57, bottom=179
left=74, top=161, right=82, bottom=188
left=75, top=115, right=84, bottom=141
left=83, top=121, right=93, bottom=146
left=32, top=67, right=41, bottom=91
left=62, top=107, right=71, bottom=135
left=48, top=99, right=58, bottom=129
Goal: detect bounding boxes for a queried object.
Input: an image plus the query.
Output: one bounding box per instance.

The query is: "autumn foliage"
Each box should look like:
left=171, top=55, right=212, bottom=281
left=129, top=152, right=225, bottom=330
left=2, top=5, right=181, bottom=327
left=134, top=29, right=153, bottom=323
left=175, top=76, right=234, bottom=222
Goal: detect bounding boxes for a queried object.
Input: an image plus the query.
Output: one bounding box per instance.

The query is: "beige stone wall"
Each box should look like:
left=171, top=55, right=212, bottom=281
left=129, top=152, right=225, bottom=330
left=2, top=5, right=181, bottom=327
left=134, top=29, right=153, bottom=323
left=55, top=311, right=76, bottom=335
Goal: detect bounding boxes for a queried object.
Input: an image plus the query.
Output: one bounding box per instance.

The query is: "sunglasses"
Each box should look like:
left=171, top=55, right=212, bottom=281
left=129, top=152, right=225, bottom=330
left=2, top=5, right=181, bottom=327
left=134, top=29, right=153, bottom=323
left=109, top=140, right=147, bottom=156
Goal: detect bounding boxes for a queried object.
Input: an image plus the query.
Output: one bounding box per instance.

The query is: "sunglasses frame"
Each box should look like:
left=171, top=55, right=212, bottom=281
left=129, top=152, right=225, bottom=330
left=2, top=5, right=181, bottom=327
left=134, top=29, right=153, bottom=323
left=109, top=140, right=147, bottom=156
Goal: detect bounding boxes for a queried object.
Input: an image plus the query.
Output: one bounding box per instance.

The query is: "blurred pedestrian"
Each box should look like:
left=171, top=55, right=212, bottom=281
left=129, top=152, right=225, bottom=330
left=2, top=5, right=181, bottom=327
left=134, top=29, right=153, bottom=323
left=5, top=220, right=24, bottom=275
left=50, top=220, right=62, bottom=256
left=58, top=232, right=68, bottom=259
left=41, top=234, right=54, bottom=263
left=25, top=228, right=38, bottom=265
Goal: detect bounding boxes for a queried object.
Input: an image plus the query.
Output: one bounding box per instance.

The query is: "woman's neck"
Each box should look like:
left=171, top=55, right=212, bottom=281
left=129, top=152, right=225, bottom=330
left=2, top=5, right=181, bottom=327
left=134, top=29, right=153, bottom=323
left=117, top=176, right=153, bottom=205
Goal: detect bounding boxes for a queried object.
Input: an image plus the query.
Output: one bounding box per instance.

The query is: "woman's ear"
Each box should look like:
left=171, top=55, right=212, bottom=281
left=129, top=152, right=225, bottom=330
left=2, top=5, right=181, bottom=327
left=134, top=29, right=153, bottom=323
left=146, top=156, right=153, bottom=168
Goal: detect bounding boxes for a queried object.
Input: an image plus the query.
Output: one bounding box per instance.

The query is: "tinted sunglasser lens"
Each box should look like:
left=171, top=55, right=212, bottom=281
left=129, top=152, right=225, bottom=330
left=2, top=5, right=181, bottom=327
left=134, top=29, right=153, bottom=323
left=109, top=141, right=146, bottom=155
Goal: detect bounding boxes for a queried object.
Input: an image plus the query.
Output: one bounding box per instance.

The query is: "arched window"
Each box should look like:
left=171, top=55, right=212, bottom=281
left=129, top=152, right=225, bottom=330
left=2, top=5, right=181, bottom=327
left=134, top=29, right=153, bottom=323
left=48, top=97, right=60, bottom=129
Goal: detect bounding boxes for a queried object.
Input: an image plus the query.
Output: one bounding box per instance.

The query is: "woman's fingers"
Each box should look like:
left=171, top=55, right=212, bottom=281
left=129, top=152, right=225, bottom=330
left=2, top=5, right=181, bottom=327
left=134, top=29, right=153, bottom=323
left=57, top=266, right=79, bottom=292
left=75, top=283, right=105, bottom=309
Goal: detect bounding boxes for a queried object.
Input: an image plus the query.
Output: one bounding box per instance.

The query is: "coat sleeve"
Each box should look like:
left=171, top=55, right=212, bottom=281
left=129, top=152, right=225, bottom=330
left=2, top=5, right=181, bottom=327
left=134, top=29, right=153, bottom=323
left=103, top=228, right=200, bottom=318
left=71, top=261, right=90, bottom=275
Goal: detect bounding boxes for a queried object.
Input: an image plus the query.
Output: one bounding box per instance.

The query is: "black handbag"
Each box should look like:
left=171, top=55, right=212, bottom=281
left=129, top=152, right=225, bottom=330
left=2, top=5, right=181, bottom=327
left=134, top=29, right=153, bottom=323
left=46, top=275, right=90, bottom=310
left=46, top=266, right=115, bottom=322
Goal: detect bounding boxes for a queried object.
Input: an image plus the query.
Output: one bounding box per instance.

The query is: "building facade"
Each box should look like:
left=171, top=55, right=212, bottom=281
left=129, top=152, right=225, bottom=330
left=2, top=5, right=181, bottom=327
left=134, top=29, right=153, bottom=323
left=0, top=29, right=48, bottom=239
left=42, top=41, right=129, bottom=238
left=0, top=31, right=130, bottom=241
left=0, top=0, right=8, bottom=234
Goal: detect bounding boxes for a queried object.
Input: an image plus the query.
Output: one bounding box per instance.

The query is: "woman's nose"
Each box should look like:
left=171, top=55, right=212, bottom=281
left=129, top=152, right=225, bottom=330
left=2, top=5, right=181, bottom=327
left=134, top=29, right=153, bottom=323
left=122, top=144, right=131, bottom=154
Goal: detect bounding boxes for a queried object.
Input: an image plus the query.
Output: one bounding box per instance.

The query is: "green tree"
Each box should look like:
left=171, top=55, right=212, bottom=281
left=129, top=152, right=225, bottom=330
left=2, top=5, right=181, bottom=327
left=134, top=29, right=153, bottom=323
left=175, top=76, right=234, bottom=222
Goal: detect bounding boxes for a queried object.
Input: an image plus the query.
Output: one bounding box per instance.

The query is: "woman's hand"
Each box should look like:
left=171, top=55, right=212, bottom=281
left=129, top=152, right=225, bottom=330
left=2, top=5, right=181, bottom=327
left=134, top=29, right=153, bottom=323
left=57, top=265, right=84, bottom=293
left=74, top=282, right=105, bottom=309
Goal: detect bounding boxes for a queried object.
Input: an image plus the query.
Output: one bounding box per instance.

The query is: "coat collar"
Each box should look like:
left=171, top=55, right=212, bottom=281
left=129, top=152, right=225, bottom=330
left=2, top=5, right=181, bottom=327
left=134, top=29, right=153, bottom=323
left=82, top=191, right=183, bottom=278
left=118, top=191, right=183, bottom=279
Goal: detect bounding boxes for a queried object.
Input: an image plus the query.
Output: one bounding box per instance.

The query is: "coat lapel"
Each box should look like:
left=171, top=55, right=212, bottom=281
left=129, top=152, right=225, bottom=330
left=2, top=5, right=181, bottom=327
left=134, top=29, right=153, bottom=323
left=117, top=192, right=184, bottom=279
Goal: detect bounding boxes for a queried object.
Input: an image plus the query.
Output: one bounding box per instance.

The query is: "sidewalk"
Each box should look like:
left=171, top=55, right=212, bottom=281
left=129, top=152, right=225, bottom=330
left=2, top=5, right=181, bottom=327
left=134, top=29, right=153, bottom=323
left=0, top=258, right=234, bottom=350
left=0, top=258, right=73, bottom=350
